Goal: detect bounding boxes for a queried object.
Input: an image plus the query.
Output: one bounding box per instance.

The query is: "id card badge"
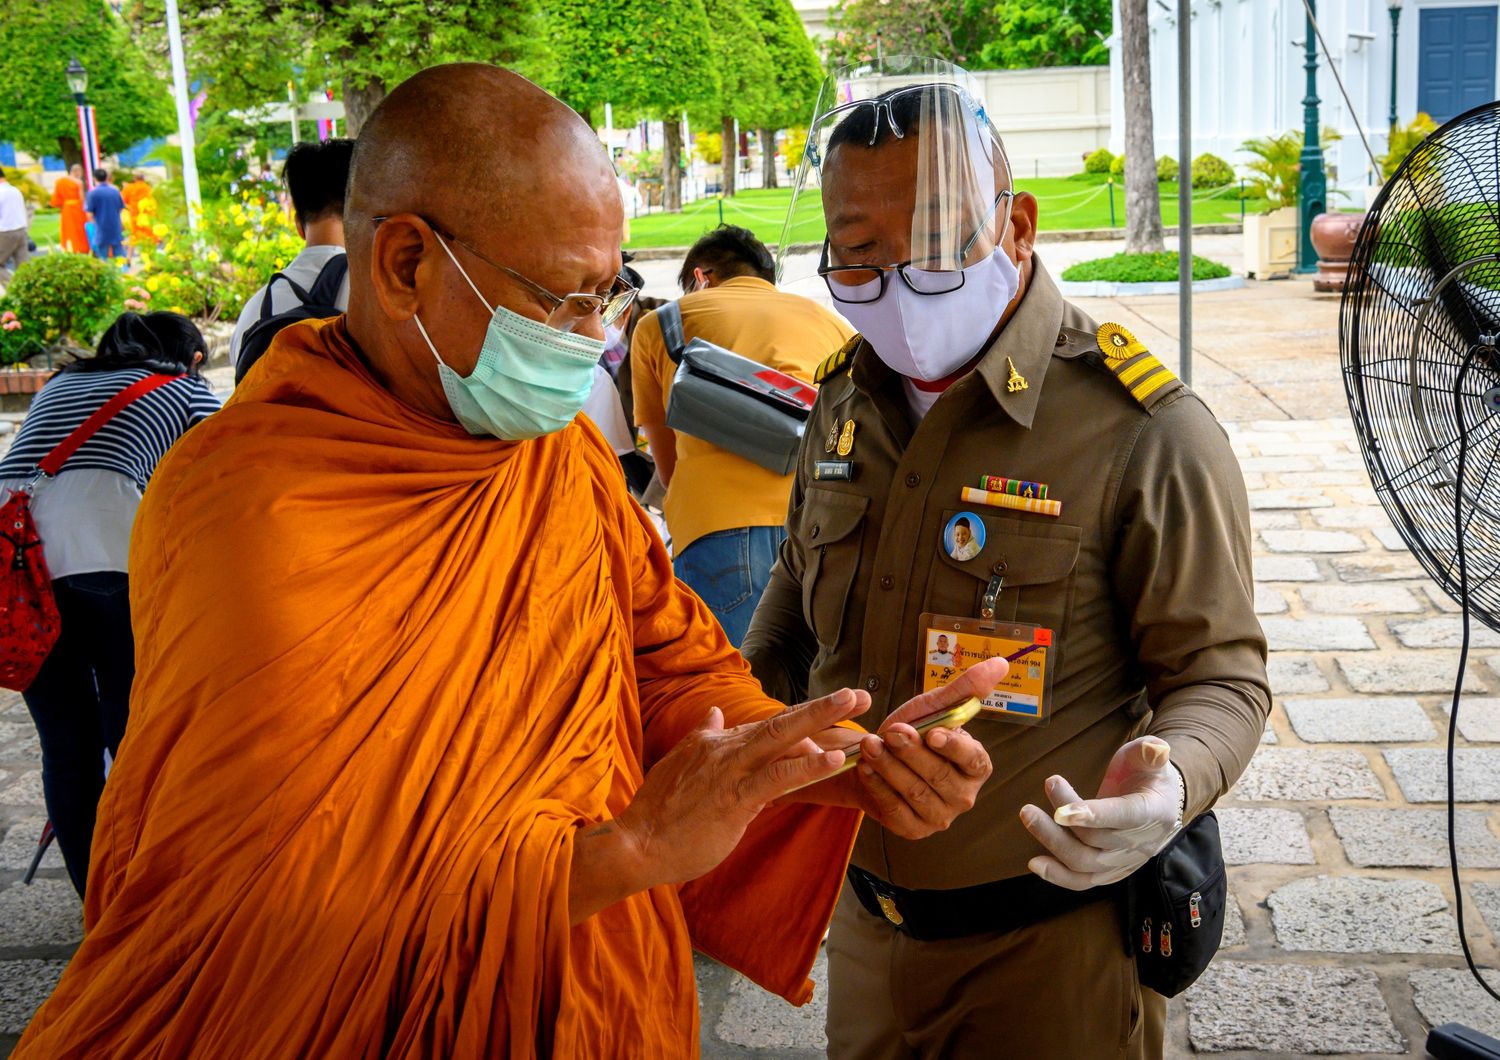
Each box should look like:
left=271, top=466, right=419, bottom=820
left=917, top=612, right=1055, bottom=727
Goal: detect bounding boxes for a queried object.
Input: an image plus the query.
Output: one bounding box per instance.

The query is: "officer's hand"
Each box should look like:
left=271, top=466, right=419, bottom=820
left=853, top=658, right=1003, bottom=840
left=1019, top=736, right=1184, bottom=891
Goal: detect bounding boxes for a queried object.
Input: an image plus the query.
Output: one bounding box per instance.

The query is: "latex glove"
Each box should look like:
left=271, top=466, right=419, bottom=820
left=1019, top=735, right=1184, bottom=891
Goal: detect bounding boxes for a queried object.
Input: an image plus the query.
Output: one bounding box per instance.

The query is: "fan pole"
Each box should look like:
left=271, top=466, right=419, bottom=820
left=1178, top=0, right=1193, bottom=386
left=1296, top=0, right=1328, bottom=274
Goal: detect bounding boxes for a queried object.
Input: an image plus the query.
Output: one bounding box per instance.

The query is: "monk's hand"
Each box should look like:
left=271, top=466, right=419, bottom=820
left=614, top=688, right=869, bottom=889
left=1020, top=736, right=1184, bottom=891
left=851, top=658, right=1003, bottom=841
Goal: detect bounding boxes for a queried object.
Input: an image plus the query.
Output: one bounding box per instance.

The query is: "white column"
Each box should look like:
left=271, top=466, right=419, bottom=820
left=165, top=0, right=202, bottom=232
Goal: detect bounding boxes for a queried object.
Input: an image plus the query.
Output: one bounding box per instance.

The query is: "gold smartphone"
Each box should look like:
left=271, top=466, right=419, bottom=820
left=787, top=696, right=984, bottom=794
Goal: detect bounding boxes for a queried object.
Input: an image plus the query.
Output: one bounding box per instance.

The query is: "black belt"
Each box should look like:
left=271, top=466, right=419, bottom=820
left=846, top=864, right=1118, bottom=942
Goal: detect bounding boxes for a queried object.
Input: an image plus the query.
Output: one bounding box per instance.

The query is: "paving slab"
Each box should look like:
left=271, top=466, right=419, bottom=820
left=0, top=960, right=66, bottom=1035
left=1253, top=556, right=1323, bottom=582
left=1372, top=525, right=1411, bottom=551
left=1441, top=698, right=1500, bottom=742
left=1184, top=962, right=1404, bottom=1054
left=1229, top=748, right=1384, bottom=801
left=1221, top=891, right=1247, bottom=948
left=1472, top=882, right=1500, bottom=942
left=1253, top=585, right=1289, bottom=614
left=713, top=951, right=829, bottom=1053
left=1310, top=506, right=1396, bottom=529
left=1267, top=875, right=1460, bottom=953
left=1282, top=697, right=1436, bottom=742
left=1330, top=554, right=1431, bottom=582
left=1238, top=456, right=1320, bottom=473
left=1337, top=652, right=1487, bottom=694
left=1261, top=616, right=1377, bottom=652
left=1267, top=656, right=1332, bottom=695
left=1409, top=968, right=1500, bottom=1040
left=1298, top=584, right=1425, bottom=614
left=1260, top=529, right=1366, bottom=553
left=1250, top=510, right=1302, bottom=530
left=1215, top=807, right=1315, bottom=864
left=0, top=880, right=81, bottom=948
left=0, top=773, right=44, bottom=810
left=1391, top=617, right=1500, bottom=649
left=1329, top=807, right=1500, bottom=868
left=0, top=819, right=59, bottom=874
left=1385, top=748, right=1500, bottom=802
left=1248, top=490, right=1335, bottom=511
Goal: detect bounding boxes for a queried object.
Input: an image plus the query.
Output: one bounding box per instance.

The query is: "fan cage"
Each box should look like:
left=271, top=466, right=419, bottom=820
left=1342, top=100, right=1500, bottom=634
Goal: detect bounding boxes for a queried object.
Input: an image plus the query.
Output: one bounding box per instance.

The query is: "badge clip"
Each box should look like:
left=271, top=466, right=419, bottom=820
left=980, top=575, right=1004, bottom=626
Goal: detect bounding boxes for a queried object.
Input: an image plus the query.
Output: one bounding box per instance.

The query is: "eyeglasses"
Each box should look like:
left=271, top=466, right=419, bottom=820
left=817, top=189, right=1014, bottom=305
left=371, top=215, right=639, bottom=332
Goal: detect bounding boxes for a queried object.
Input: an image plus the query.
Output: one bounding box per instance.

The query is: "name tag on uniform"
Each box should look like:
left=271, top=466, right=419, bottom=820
left=813, top=460, right=854, bottom=481
left=918, top=613, right=1055, bottom=726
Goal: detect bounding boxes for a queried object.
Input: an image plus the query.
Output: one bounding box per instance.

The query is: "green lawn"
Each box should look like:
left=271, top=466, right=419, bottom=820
left=623, top=180, right=1260, bottom=251
left=28, top=209, right=60, bottom=248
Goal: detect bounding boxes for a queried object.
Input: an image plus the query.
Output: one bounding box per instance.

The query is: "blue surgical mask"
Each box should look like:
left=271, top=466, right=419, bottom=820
left=413, top=236, right=604, bottom=440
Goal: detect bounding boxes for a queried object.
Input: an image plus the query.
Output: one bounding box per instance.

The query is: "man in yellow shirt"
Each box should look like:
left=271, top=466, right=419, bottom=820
left=632, top=226, right=853, bottom=644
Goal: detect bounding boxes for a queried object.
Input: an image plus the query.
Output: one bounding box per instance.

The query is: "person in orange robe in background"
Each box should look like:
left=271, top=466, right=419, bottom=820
left=13, top=64, right=999, bottom=1058
left=49, top=165, right=88, bottom=254
left=120, top=173, right=156, bottom=256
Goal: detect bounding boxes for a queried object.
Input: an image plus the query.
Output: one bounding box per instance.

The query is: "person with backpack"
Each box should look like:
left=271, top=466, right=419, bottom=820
left=0, top=312, right=221, bottom=896
left=229, top=139, right=355, bottom=380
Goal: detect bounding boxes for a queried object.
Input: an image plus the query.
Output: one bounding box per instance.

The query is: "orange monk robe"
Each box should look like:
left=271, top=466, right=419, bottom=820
left=121, top=179, right=155, bottom=246
left=48, top=175, right=88, bottom=254
left=14, top=317, right=861, bottom=1059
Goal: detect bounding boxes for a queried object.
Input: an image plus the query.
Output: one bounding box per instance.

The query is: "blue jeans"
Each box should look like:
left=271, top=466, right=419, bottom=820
left=22, top=571, right=134, bottom=897
left=674, top=526, right=787, bottom=648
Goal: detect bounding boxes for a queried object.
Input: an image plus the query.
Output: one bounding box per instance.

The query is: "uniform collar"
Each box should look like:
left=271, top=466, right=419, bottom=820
left=715, top=276, right=776, bottom=292
left=972, top=256, right=1064, bottom=429
left=847, top=255, right=1064, bottom=430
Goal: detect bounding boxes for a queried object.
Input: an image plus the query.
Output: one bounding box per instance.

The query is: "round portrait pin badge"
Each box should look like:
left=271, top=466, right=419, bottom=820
left=943, top=512, right=986, bottom=562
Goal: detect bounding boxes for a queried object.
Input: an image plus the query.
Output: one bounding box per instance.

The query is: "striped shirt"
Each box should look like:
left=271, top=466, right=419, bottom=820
left=0, top=367, right=221, bottom=490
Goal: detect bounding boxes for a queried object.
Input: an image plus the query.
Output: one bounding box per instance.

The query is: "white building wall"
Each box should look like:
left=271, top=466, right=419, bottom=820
left=1106, top=0, right=1490, bottom=197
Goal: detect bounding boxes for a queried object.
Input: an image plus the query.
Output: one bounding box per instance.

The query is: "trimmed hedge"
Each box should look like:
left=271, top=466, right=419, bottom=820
left=1060, top=252, right=1232, bottom=284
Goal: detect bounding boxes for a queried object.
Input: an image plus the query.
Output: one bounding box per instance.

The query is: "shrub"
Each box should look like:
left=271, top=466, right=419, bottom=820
left=1191, top=153, right=1236, bottom=189
left=1238, top=127, right=1342, bottom=205
left=1156, top=155, right=1179, bottom=182
left=1083, top=147, right=1114, bottom=174
left=694, top=132, right=724, bottom=165
left=0, top=254, right=124, bottom=363
left=2, top=168, right=47, bottom=210
left=781, top=127, right=809, bottom=169
left=1109, top=153, right=1126, bottom=177
left=1060, top=252, right=1232, bottom=284
left=1381, top=112, right=1439, bottom=181
left=617, top=149, right=663, bottom=183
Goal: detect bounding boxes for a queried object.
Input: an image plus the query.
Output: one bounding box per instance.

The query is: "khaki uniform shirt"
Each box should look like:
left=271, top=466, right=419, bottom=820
left=742, top=261, right=1271, bottom=890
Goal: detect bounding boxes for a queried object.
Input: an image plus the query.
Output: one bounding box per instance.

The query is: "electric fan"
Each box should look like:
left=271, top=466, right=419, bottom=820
left=1341, top=100, right=1500, bottom=1059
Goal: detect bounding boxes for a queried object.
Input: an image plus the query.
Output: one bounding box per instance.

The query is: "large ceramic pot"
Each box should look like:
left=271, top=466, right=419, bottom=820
left=1310, top=211, right=1368, bottom=293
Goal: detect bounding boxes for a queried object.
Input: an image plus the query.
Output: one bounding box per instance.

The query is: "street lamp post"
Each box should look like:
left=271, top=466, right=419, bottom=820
left=1296, top=0, right=1327, bottom=274
left=1388, top=0, right=1403, bottom=128
left=65, top=57, right=96, bottom=189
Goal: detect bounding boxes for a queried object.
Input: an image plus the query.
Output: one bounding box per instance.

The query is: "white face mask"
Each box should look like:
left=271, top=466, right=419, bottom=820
left=834, top=249, right=1020, bottom=382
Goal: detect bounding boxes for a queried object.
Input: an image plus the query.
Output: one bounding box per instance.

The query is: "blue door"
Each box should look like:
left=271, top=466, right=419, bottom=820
left=1419, top=6, right=1498, bottom=122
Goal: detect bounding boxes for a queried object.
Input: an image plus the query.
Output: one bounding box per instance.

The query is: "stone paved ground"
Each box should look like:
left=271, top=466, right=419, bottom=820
left=4, top=262, right=1500, bottom=1057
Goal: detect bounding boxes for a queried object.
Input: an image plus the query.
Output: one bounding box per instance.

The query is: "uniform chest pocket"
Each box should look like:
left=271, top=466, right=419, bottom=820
left=798, top=488, right=870, bottom=653
left=926, top=511, right=1082, bottom=633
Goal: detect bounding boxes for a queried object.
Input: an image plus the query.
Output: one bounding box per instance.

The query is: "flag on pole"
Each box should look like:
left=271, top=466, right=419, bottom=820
left=76, top=105, right=100, bottom=188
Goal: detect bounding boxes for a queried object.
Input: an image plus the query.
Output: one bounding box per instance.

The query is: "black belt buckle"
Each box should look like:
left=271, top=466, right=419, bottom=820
left=848, top=866, right=913, bottom=936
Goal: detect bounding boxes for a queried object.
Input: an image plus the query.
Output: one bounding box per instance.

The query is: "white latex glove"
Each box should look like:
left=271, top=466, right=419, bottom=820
left=1019, top=735, right=1184, bottom=891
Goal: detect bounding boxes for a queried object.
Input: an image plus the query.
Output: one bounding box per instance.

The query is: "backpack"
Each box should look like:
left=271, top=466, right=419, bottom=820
left=234, top=254, right=348, bottom=384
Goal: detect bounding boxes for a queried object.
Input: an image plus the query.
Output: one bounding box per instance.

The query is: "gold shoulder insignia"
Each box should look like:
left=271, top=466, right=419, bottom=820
left=1094, top=323, right=1183, bottom=412
left=814, top=336, right=861, bottom=384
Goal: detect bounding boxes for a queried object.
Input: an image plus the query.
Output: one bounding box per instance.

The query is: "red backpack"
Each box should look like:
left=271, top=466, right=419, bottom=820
left=0, top=374, right=176, bottom=691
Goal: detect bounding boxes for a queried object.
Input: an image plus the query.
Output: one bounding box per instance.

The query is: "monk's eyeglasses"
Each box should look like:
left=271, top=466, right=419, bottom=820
left=371, top=215, right=639, bottom=333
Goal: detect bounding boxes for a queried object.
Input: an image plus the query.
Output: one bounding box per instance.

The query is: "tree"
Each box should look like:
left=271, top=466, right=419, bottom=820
left=699, top=0, right=774, bottom=197
left=1118, top=0, right=1164, bottom=254
left=129, top=0, right=551, bottom=137
left=742, top=0, right=824, bottom=189
left=980, top=0, right=1110, bottom=68
left=825, top=0, right=996, bottom=69
left=0, top=0, right=173, bottom=168
left=550, top=0, right=720, bottom=213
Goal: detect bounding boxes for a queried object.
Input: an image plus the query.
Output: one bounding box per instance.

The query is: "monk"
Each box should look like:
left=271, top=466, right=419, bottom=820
left=15, top=64, right=999, bottom=1058
left=49, top=164, right=88, bottom=254
left=121, top=172, right=156, bottom=253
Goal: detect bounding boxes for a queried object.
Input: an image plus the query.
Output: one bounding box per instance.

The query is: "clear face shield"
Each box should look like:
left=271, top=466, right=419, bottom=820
left=777, top=56, right=1015, bottom=305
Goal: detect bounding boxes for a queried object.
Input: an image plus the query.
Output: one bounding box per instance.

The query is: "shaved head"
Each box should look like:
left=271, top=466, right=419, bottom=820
left=344, top=63, right=623, bottom=425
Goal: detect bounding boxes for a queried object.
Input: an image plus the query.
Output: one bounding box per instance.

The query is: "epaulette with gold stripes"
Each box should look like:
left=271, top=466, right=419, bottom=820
left=814, top=335, right=861, bottom=384
left=1095, top=323, right=1184, bottom=413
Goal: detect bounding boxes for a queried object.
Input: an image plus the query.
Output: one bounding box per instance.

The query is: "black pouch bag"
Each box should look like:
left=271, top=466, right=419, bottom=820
left=1126, top=811, right=1226, bottom=997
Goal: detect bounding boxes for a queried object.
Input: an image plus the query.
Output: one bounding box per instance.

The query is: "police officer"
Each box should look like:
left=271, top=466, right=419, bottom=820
left=742, top=62, right=1270, bottom=1059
